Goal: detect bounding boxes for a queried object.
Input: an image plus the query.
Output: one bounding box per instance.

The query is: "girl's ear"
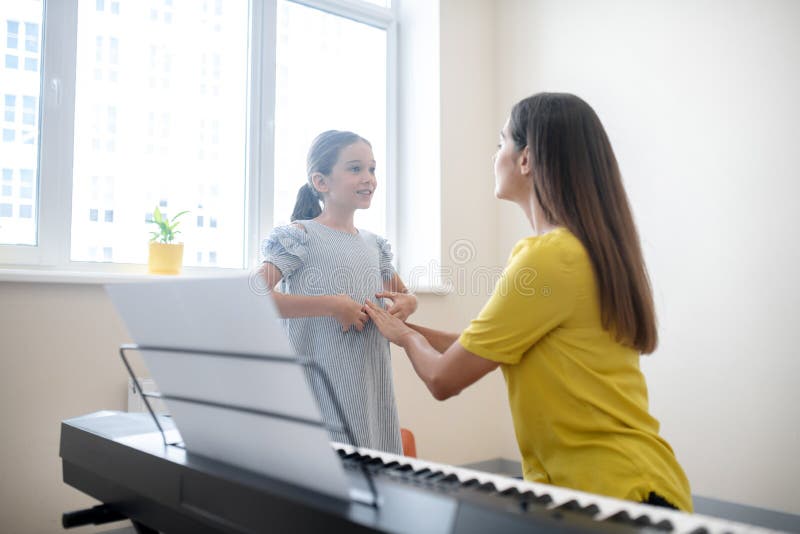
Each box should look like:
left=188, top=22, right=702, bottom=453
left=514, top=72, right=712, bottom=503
left=311, top=173, right=328, bottom=194
left=518, top=146, right=531, bottom=175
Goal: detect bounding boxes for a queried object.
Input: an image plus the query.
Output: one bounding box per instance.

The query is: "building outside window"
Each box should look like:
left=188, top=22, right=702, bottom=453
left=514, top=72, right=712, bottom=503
left=0, top=0, right=396, bottom=271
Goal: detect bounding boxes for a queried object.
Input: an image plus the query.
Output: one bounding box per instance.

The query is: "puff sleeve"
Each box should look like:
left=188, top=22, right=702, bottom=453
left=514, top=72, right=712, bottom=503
left=376, top=235, right=397, bottom=282
left=261, top=224, right=309, bottom=279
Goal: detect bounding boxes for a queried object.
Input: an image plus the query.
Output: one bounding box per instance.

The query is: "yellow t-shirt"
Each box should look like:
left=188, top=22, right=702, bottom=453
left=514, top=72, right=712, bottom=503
left=459, top=228, right=692, bottom=512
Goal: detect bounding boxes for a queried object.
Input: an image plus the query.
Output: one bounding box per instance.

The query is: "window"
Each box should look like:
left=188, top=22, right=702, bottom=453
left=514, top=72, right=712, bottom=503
left=109, top=37, right=118, bottom=64
left=0, top=0, right=397, bottom=271
left=6, top=21, right=18, bottom=49
left=22, top=95, right=34, bottom=125
left=3, top=95, right=14, bottom=121
left=272, top=1, right=389, bottom=237
left=24, top=23, right=38, bottom=53
left=0, top=1, right=41, bottom=248
left=71, top=0, right=249, bottom=266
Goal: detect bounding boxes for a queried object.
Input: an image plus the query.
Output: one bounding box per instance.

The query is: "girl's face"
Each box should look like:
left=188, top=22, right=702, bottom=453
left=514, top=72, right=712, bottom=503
left=493, top=119, right=531, bottom=202
left=314, top=141, right=377, bottom=211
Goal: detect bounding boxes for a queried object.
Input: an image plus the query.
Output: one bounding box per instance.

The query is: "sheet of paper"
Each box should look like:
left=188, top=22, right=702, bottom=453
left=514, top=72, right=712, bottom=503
left=105, top=274, right=350, bottom=501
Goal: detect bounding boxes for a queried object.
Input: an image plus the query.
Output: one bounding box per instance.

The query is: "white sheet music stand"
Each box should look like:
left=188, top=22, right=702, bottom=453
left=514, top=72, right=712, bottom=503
left=106, top=275, right=380, bottom=507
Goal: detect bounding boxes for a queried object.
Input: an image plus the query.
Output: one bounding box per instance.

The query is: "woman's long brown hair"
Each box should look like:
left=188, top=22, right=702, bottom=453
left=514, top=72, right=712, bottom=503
left=509, top=93, right=658, bottom=353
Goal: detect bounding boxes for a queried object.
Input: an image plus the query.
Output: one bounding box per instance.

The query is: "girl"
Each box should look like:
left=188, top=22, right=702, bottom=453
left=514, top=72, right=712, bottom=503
left=260, top=130, right=416, bottom=454
left=365, top=94, right=693, bottom=511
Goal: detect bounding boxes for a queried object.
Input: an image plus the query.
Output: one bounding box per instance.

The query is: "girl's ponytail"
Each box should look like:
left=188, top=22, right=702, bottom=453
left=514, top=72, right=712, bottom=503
left=290, top=183, right=322, bottom=222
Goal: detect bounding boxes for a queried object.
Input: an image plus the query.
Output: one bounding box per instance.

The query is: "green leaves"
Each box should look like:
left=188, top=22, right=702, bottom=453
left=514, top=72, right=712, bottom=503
left=148, top=206, right=189, bottom=244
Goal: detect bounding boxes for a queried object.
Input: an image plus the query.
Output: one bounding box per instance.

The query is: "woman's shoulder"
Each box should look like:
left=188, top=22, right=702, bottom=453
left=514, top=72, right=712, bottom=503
left=512, top=228, right=588, bottom=268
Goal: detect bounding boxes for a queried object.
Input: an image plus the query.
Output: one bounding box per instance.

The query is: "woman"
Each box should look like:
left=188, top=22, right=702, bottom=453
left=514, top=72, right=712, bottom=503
left=365, top=93, right=692, bottom=511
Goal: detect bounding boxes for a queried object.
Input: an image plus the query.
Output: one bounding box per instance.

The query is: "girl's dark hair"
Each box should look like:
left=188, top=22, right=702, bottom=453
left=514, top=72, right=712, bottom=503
left=509, top=93, right=658, bottom=353
left=290, top=130, right=371, bottom=222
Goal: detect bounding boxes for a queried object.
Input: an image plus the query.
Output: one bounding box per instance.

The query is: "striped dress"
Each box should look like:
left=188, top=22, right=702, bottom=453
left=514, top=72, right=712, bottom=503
left=262, top=219, right=403, bottom=454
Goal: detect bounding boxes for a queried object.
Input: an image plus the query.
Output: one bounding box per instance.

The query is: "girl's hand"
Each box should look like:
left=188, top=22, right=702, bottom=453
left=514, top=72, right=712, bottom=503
left=327, top=294, right=369, bottom=332
left=363, top=300, right=416, bottom=346
left=374, top=291, right=418, bottom=321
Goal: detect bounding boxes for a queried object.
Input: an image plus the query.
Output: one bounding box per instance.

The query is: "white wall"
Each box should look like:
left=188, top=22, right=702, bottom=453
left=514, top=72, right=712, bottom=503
left=493, top=0, right=800, bottom=514
left=392, top=0, right=518, bottom=467
left=0, top=282, right=146, bottom=534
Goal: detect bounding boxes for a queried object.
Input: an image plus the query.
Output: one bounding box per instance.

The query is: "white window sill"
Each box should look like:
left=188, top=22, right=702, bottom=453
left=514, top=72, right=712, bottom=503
left=0, top=267, right=453, bottom=294
left=0, top=267, right=248, bottom=285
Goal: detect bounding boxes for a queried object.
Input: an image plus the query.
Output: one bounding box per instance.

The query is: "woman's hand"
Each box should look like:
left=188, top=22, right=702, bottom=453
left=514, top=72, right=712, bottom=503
left=363, top=300, right=417, bottom=346
left=374, top=291, right=418, bottom=321
left=326, top=294, right=369, bottom=332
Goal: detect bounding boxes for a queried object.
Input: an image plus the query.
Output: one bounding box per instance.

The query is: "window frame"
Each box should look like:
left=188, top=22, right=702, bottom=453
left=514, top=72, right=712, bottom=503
left=0, top=0, right=398, bottom=274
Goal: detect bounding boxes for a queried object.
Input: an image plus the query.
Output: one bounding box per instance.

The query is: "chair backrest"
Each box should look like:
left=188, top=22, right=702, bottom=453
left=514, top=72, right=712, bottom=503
left=400, top=427, right=416, bottom=458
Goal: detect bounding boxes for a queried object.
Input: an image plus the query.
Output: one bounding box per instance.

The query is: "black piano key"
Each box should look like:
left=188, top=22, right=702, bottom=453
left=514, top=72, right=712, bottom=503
left=608, top=510, right=657, bottom=528
left=383, top=463, right=416, bottom=480
left=607, top=511, right=632, bottom=523
left=518, top=490, right=552, bottom=510
left=581, top=504, right=600, bottom=516
left=689, top=528, right=709, bottom=534
left=653, top=519, right=675, bottom=531
left=553, top=499, right=580, bottom=510
left=500, top=487, right=521, bottom=497
left=461, top=478, right=481, bottom=488
left=525, top=491, right=552, bottom=505
left=476, top=481, right=497, bottom=493
left=413, top=468, right=432, bottom=477
left=422, top=470, right=446, bottom=481
left=439, top=473, right=460, bottom=484
left=382, top=461, right=399, bottom=469
left=551, top=500, right=600, bottom=517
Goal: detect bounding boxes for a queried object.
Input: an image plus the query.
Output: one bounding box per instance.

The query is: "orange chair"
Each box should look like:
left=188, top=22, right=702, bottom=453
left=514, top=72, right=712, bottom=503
left=400, top=427, right=417, bottom=458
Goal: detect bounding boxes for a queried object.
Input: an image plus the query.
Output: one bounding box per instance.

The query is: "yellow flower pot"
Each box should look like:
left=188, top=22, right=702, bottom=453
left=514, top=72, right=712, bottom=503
left=148, top=242, right=184, bottom=275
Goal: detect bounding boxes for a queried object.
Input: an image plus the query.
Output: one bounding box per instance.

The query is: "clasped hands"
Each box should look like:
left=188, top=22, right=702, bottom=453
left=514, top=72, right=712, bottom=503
left=329, top=291, right=417, bottom=336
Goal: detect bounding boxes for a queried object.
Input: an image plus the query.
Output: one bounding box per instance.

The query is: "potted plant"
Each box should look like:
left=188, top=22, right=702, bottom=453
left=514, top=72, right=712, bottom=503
left=147, top=206, right=189, bottom=275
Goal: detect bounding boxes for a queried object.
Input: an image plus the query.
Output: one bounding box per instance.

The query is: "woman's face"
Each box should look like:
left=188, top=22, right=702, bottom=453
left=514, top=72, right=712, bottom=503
left=493, top=119, right=530, bottom=202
